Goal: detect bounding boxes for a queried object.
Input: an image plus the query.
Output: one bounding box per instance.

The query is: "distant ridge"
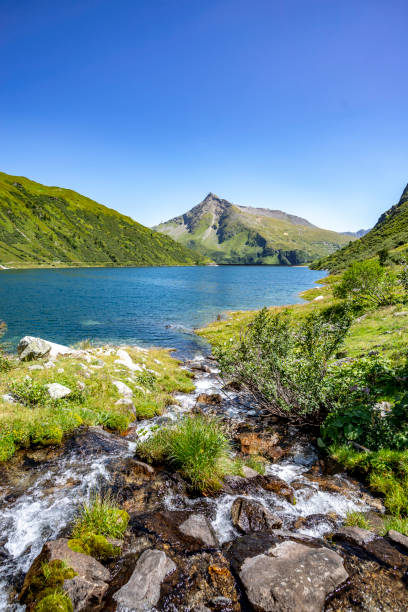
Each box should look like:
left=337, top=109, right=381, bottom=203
left=154, top=193, right=355, bottom=265
left=312, top=183, right=408, bottom=271
left=0, top=172, right=208, bottom=267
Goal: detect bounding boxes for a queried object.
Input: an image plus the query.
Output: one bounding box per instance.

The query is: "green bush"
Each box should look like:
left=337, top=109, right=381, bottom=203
left=10, top=379, right=50, bottom=407
left=71, top=493, right=129, bottom=539
left=137, top=415, right=232, bottom=492
left=34, top=591, right=73, bottom=612
left=24, top=560, right=76, bottom=611
left=333, top=260, right=401, bottom=307
left=214, top=306, right=352, bottom=424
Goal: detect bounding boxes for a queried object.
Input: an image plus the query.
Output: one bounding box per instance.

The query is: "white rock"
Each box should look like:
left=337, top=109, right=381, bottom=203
left=17, top=336, right=73, bottom=361
left=46, top=383, right=72, bottom=399
left=113, top=380, right=133, bottom=398
left=44, top=361, right=55, bottom=369
left=114, top=349, right=143, bottom=372
left=313, top=295, right=325, bottom=302
left=2, top=393, right=16, bottom=403
left=28, top=364, right=44, bottom=371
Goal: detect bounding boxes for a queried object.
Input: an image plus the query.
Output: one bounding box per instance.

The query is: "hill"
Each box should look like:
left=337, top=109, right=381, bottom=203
left=0, top=172, right=208, bottom=267
left=154, top=193, right=355, bottom=265
left=312, top=183, right=408, bottom=271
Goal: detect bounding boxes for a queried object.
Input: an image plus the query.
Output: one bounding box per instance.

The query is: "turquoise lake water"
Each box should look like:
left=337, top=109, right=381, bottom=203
left=0, top=266, right=324, bottom=357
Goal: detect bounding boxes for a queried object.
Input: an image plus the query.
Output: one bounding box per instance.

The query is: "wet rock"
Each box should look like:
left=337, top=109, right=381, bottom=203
left=239, top=540, right=348, bottom=612
left=231, top=497, right=282, bottom=533
left=333, top=526, right=378, bottom=548
left=20, top=538, right=110, bottom=611
left=260, top=474, right=296, bottom=504
left=388, top=529, right=408, bottom=550
left=45, top=382, right=72, bottom=399
left=17, top=336, right=73, bottom=361
left=130, top=510, right=220, bottom=553
left=131, top=459, right=155, bottom=476
left=196, top=392, right=222, bottom=405
left=238, top=432, right=279, bottom=457
left=294, top=513, right=336, bottom=532
left=333, top=527, right=408, bottom=569
left=179, top=513, right=219, bottom=547
left=241, top=465, right=259, bottom=479
left=305, top=474, right=350, bottom=495
left=113, top=549, right=176, bottom=611
left=68, top=426, right=131, bottom=457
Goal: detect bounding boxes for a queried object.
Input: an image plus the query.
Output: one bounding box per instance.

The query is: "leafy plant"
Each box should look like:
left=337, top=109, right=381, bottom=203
left=333, top=260, right=401, bottom=307
left=214, top=306, right=352, bottom=424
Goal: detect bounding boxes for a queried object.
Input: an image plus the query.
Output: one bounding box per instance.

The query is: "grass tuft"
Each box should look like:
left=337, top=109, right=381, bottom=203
left=71, top=492, right=129, bottom=539
left=344, top=511, right=372, bottom=530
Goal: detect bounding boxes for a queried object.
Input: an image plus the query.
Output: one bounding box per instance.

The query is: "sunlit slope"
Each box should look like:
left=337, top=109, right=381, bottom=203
left=312, top=183, right=408, bottom=272
left=0, top=172, right=208, bottom=266
left=154, top=193, right=354, bottom=265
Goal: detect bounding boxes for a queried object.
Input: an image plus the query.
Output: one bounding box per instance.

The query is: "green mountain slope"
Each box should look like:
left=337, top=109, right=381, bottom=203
left=154, top=193, right=355, bottom=265
left=0, top=172, right=208, bottom=267
left=312, top=183, right=408, bottom=272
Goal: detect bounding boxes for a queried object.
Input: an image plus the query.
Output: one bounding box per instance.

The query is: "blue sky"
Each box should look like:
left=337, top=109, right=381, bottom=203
left=0, top=0, right=407, bottom=231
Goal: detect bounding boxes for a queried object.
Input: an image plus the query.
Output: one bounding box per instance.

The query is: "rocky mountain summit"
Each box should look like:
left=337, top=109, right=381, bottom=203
left=154, top=193, right=355, bottom=265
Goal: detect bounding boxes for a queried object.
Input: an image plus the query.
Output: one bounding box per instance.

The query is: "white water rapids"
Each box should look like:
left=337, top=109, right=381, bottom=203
left=0, top=355, right=371, bottom=610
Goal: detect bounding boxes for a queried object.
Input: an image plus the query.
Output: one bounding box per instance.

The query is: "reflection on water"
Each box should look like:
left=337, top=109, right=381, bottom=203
left=0, top=266, right=323, bottom=358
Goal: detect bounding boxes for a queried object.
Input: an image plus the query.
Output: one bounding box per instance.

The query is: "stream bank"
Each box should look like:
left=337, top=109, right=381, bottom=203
left=1, top=351, right=407, bottom=611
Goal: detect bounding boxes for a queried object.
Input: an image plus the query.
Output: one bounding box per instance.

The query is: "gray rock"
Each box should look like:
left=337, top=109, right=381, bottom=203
left=333, top=526, right=377, bottom=548
left=388, top=529, right=408, bottom=550
left=393, top=311, right=408, bottom=317
left=17, top=336, right=73, bottom=361
left=231, top=497, right=282, bottom=533
left=179, top=513, right=218, bottom=547
left=242, top=466, right=259, bottom=479
left=20, top=538, right=110, bottom=610
left=45, top=382, right=72, bottom=399
left=239, top=540, right=348, bottom=612
left=113, top=549, right=176, bottom=610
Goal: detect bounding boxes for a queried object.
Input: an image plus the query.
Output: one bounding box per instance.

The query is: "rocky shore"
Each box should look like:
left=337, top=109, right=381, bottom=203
left=0, top=343, right=407, bottom=610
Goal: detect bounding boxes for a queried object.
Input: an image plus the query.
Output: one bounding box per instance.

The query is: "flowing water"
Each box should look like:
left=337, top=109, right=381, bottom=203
left=0, top=354, right=374, bottom=610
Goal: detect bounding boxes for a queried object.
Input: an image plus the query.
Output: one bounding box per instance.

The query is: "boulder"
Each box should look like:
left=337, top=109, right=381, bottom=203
left=19, top=538, right=110, bottom=611
left=261, top=474, right=296, bottom=504
left=333, top=527, right=408, bottom=569
left=113, top=549, right=176, bottom=610
left=129, top=510, right=219, bottom=553
left=179, top=513, right=219, bottom=547
left=115, top=348, right=143, bottom=372
left=2, top=393, right=16, bottom=403
left=238, top=432, right=279, bottom=457
left=196, top=393, right=222, bottom=405
left=113, top=380, right=133, bottom=398
left=45, top=383, right=72, bottom=399
left=239, top=540, right=348, bottom=612
left=241, top=466, right=259, bottom=479
left=17, top=336, right=73, bottom=361
left=332, top=526, right=377, bottom=548
left=231, top=497, right=282, bottom=533
left=388, top=529, right=408, bottom=550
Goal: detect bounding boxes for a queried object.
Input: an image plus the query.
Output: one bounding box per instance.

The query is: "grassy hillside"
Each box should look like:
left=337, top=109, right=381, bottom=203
left=154, top=193, right=355, bottom=265
left=312, top=183, right=408, bottom=272
left=0, top=172, right=209, bottom=267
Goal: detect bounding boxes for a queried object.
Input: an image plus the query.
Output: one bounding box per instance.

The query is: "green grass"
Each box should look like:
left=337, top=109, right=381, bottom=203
left=345, top=511, right=372, bottom=530
left=137, top=415, right=233, bottom=493
left=331, top=445, right=408, bottom=517
left=0, top=171, right=210, bottom=267
left=0, top=345, right=194, bottom=461
left=381, top=516, right=408, bottom=537
left=23, top=560, right=76, bottom=611
left=34, top=591, right=73, bottom=612
left=71, top=492, right=129, bottom=539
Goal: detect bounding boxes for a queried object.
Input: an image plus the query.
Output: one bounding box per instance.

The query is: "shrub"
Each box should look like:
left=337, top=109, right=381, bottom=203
left=382, top=516, right=408, bottom=536
left=10, top=379, right=50, bottom=407
left=333, top=260, right=401, bottom=307
left=0, top=349, right=12, bottom=372
left=214, top=306, right=352, bottom=424
left=71, top=493, right=129, bottom=539
left=137, top=415, right=232, bottom=492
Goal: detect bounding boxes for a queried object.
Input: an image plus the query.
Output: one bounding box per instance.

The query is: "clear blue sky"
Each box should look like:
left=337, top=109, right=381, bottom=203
left=0, top=0, right=407, bottom=231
